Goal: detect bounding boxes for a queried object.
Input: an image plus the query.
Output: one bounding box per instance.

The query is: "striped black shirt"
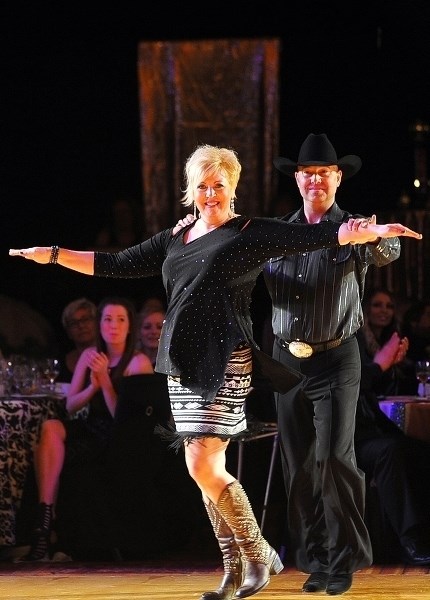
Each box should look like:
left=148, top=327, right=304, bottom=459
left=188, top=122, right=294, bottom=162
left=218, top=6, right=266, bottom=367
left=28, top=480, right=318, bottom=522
left=263, top=203, right=401, bottom=344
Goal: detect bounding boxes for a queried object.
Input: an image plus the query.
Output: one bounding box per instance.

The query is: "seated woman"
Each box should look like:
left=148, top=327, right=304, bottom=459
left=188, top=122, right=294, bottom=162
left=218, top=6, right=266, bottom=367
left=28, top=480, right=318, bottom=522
left=136, top=304, right=166, bottom=368
left=355, top=288, right=430, bottom=565
left=58, top=297, right=98, bottom=383
left=357, top=287, right=415, bottom=395
left=17, top=296, right=153, bottom=561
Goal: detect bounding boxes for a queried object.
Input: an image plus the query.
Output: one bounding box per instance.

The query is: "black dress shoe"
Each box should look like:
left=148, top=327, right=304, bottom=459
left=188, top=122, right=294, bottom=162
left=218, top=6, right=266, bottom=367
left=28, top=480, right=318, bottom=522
left=402, top=541, right=430, bottom=566
left=326, top=574, right=352, bottom=595
left=302, top=572, right=329, bottom=592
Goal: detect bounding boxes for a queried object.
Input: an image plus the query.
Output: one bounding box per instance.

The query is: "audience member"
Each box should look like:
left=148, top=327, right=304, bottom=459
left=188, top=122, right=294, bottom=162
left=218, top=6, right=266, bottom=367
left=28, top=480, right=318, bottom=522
left=358, top=288, right=416, bottom=395
left=401, top=299, right=430, bottom=363
left=58, top=298, right=98, bottom=382
left=136, top=305, right=166, bottom=367
left=355, top=290, right=430, bottom=565
left=16, top=296, right=153, bottom=562
left=140, top=295, right=166, bottom=314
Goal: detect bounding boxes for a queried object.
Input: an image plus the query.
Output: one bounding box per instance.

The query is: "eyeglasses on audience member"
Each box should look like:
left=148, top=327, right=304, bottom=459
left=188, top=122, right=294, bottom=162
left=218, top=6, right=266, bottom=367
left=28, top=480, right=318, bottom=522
left=66, top=316, right=95, bottom=329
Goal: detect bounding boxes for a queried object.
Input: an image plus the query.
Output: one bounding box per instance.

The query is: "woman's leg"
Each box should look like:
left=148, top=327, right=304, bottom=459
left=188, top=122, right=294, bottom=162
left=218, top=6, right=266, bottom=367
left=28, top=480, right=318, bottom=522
left=17, top=419, right=66, bottom=561
left=185, top=438, right=242, bottom=600
left=185, top=439, right=283, bottom=599
left=34, top=419, right=67, bottom=505
left=184, top=436, right=234, bottom=500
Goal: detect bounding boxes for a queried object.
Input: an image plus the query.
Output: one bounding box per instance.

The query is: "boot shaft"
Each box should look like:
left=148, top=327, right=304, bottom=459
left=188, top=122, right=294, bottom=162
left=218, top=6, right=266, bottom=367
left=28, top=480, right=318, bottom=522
left=203, top=498, right=241, bottom=568
left=216, top=481, right=270, bottom=564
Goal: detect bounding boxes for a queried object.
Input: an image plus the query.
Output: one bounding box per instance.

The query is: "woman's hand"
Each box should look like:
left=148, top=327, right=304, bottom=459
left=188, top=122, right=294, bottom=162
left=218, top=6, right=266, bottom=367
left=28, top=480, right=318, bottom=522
left=374, top=333, right=409, bottom=371
left=9, top=247, right=52, bottom=264
left=87, top=350, right=109, bottom=372
left=9, top=246, right=95, bottom=275
left=87, top=350, right=110, bottom=387
left=90, top=370, right=102, bottom=390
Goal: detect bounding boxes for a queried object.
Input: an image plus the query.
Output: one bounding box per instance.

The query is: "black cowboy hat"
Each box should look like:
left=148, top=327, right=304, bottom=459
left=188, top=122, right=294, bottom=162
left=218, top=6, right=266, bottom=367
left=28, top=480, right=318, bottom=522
left=274, top=133, right=362, bottom=180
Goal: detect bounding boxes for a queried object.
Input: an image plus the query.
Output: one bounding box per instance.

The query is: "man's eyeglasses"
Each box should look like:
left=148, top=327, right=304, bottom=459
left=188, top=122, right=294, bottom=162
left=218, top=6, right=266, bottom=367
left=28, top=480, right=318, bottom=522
left=298, top=166, right=338, bottom=179
left=67, top=316, right=95, bottom=329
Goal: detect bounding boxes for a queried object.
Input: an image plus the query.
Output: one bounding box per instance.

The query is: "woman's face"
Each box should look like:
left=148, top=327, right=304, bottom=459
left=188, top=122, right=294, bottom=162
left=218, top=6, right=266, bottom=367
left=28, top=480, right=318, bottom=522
left=367, top=292, right=395, bottom=329
left=100, top=304, right=130, bottom=344
left=194, top=171, right=232, bottom=223
left=140, top=311, right=165, bottom=350
left=66, top=307, right=97, bottom=347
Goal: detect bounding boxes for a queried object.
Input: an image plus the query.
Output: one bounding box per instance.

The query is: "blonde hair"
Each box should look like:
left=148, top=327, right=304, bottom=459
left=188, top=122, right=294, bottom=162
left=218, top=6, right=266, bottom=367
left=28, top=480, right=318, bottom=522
left=180, top=144, right=242, bottom=207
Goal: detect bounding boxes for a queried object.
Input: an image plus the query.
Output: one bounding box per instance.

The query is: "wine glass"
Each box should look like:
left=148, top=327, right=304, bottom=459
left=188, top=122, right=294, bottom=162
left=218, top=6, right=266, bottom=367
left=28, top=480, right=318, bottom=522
left=43, top=358, right=60, bottom=392
left=415, top=360, right=430, bottom=398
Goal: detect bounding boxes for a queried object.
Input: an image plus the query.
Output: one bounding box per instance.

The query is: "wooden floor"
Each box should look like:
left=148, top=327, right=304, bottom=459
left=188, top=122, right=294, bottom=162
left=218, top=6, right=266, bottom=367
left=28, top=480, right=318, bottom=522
left=0, top=560, right=428, bottom=600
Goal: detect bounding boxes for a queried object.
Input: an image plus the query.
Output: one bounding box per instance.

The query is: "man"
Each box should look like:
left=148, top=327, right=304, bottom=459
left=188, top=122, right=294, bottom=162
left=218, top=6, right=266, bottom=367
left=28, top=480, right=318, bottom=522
left=263, top=133, right=401, bottom=595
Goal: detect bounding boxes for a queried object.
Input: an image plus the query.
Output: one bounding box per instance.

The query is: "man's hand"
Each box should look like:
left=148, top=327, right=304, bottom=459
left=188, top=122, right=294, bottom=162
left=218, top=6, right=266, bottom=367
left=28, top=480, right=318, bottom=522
left=346, top=215, right=379, bottom=243
left=172, top=214, right=196, bottom=235
left=339, top=217, right=422, bottom=244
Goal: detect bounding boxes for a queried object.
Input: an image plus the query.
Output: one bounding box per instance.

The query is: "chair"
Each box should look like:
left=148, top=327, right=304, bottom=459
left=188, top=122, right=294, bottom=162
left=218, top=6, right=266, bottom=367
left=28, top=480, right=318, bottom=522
left=56, top=374, right=201, bottom=560
left=235, top=419, right=279, bottom=534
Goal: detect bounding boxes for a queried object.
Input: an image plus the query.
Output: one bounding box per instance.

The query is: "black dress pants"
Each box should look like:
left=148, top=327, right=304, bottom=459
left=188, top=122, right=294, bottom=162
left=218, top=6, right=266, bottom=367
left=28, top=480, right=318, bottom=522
left=273, top=335, right=373, bottom=574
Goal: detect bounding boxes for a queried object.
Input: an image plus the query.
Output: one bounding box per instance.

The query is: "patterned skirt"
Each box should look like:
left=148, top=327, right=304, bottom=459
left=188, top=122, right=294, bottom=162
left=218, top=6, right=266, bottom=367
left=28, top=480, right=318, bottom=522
left=167, top=344, right=252, bottom=447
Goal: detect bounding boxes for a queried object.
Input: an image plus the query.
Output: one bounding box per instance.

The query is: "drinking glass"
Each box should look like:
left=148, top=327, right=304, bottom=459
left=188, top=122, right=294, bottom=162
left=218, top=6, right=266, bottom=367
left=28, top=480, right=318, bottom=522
left=43, top=358, right=60, bottom=392
left=12, top=363, right=33, bottom=394
left=415, top=360, right=430, bottom=398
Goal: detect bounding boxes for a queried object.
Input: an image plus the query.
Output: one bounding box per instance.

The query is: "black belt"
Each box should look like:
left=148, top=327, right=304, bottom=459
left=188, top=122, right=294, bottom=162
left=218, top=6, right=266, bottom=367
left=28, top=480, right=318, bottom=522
left=276, top=336, right=343, bottom=358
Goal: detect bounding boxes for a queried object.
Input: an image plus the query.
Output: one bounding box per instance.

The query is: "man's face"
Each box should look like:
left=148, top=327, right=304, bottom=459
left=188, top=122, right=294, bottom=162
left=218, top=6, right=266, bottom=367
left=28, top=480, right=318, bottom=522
left=295, top=165, right=342, bottom=204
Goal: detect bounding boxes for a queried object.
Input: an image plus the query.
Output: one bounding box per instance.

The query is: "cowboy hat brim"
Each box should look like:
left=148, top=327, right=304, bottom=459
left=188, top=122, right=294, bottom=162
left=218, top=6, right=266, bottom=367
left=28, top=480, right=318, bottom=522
left=273, top=154, right=362, bottom=180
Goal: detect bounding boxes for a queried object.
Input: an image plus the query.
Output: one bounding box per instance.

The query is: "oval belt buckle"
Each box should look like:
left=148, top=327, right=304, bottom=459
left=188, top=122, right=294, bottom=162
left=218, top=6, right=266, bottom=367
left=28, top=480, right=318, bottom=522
left=289, top=341, right=313, bottom=358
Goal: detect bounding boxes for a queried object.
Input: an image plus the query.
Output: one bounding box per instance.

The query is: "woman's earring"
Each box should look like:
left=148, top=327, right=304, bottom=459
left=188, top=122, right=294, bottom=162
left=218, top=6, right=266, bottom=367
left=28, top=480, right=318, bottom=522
left=230, top=198, right=235, bottom=214
left=193, top=202, right=197, bottom=218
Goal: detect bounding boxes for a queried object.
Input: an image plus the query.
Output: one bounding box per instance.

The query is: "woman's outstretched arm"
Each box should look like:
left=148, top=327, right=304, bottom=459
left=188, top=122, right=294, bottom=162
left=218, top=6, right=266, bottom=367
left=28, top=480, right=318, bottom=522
left=9, top=246, right=95, bottom=275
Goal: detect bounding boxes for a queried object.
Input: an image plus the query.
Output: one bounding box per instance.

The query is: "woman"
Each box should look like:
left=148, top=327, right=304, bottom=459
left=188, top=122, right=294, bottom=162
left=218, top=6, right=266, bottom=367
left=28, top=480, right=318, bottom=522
left=18, top=296, right=153, bottom=561
left=355, top=289, right=430, bottom=565
left=136, top=305, right=166, bottom=368
left=58, top=297, right=98, bottom=382
left=9, top=145, right=421, bottom=598
left=358, top=288, right=414, bottom=396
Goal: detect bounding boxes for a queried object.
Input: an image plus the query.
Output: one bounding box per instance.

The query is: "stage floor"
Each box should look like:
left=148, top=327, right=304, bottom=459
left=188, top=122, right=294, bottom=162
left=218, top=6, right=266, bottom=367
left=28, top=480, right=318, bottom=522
left=0, top=560, right=428, bottom=600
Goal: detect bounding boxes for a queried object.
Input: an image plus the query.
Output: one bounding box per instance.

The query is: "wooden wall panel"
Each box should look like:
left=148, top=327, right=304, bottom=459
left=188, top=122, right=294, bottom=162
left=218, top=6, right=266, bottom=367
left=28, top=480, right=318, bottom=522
left=137, top=38, right=280, bottom=235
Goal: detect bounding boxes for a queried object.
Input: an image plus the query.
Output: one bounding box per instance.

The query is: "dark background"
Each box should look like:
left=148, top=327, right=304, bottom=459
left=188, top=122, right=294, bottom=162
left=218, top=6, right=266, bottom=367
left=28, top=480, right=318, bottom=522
left=2, top=2, right=430, bottom=339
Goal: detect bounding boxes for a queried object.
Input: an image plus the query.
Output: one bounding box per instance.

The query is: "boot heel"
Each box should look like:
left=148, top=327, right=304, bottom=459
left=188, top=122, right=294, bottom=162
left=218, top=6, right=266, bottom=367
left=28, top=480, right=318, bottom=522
left=268, top=547, right=284, bottom=575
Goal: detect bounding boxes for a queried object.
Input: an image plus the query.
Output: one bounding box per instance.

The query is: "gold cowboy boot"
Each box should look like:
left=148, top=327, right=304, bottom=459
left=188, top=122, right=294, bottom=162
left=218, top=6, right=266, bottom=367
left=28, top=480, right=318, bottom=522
left=201, top=497, right=244, bottom=600
left=216, top=481, right=283, bottom=598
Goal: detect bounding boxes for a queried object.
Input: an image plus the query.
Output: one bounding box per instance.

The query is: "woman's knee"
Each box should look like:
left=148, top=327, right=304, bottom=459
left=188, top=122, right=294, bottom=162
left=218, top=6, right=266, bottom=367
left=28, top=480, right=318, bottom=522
left=39, top=418, right=66, bottom=442
left=184, top=437, right=228, bottom=482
